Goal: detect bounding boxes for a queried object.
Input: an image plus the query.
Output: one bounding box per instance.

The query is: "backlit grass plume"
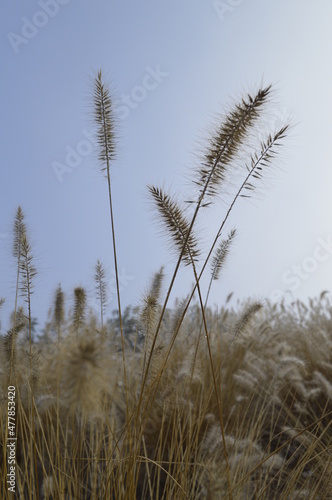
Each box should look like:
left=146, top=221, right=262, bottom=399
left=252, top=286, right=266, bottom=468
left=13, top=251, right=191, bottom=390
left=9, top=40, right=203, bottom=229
left=11, top=207, right=26, bottom=375
left=93, top=70, right=116, bottom=168
left=19, top=232, right=37, bottom=348
left=197, top=86, right=271, bottom=200
left=13, top=206, right=26, bottom=260
left=239, top=125, right=289, bottom=201
left=230, top=301, right=263, bottom=345
left=93, top=70, right=128, bottom=405
left=2, top=321, right=25, bottom=380
left=141, top=267, right=164, bottom=375
left=211, top=229, right=236, bottom=282
left=148, top=186, right=201, bottom=266
left=61, top=336, right=105, bottom=417
left=54, top=284, right=64, bottom=343
left=94, top=259, right=107, bottom=334
left=73, top=286, right=86, bottom=335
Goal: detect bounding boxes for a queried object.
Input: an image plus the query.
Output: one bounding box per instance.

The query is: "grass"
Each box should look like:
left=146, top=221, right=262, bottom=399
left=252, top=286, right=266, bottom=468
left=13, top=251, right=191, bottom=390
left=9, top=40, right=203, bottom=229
left=0, top=73, right=331, bottom=499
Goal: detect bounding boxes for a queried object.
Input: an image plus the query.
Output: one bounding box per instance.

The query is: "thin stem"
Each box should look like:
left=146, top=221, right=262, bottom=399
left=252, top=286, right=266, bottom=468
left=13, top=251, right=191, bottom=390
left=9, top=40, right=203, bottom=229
left=99, top=82, right=128, bottom=414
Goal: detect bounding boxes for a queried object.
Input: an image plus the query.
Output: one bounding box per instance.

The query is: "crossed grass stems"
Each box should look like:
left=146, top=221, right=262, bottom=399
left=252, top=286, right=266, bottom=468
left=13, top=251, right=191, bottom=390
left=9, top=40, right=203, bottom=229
left=92, top=74, right=290, bottom=495
left=3, top=72, right=328, bottom=498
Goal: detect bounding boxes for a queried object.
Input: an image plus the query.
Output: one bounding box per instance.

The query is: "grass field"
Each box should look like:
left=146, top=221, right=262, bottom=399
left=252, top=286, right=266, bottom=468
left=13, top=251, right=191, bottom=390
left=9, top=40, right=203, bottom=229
left=1, top=74, right=331, bottom=499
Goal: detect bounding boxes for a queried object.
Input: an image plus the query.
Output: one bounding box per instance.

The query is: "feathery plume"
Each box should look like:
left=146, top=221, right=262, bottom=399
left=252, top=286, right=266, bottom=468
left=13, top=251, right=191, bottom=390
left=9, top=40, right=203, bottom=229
left=62, top=337, right=105, bottom=417
left=198, top=86, right=272, bottom=200
left=19, top=225, right=37, bottom=350
left=3, top=321, right=25, bottom=372
left=240, top=125, right=289, bottom=200
left=141, top=267, right=164, bottom=374
left=93, top=70, right=116, bottom=170
left=54, top=285, right=64, bottom=342
left=231, top=302, right=263, bottom=343
left=94, top=260, right=107, bottom=333
left=12, top=206, right=26, bottom=357
left=148, top=186, right=200, bottom=266
left=73, top=287, right=86, bottom=335
left=20, top=233, right=37, bottom=302
left=13, top=206, right=26, bottom=259
left=92, top=70, right=128, bottom=407
left=149, top=266, right=164, bottom=301
left=211, top=229, right=236, bottom=281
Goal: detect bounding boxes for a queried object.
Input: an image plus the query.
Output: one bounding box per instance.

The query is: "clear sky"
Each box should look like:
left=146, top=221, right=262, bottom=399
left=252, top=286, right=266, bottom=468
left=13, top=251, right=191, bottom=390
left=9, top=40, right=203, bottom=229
left=1, top=1, right=332, bottom=334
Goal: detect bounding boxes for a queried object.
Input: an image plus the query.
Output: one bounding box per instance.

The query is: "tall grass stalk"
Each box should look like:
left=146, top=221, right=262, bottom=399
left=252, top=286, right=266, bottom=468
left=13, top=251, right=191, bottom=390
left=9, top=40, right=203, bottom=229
left=10, top=207, right=26, bottom=380
left=93, top=70, right=128, bottom=412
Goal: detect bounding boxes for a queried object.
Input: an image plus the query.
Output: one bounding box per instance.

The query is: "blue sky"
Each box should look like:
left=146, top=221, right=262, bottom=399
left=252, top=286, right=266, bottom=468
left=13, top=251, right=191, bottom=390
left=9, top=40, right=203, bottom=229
left=1, top=1, right=332, bottom=333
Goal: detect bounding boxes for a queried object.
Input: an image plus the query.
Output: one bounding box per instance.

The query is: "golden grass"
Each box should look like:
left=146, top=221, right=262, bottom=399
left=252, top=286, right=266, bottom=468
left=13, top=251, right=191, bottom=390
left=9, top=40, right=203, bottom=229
left=2, top=76, right=330, bottom=498
left=0, top=298, right=331, bottom=498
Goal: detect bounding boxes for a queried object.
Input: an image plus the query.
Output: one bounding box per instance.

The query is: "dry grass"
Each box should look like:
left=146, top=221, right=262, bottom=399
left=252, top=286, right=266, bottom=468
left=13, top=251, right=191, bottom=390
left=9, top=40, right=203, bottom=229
left=1, top=75, right=330, bottom=498
left=0, top=298, right=331, bottom=498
